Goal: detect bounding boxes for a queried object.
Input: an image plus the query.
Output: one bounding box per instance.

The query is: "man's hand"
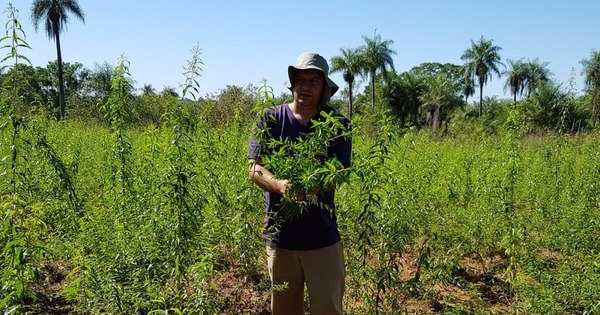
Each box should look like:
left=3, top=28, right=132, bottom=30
left=275, top=179, right=290, bottom=195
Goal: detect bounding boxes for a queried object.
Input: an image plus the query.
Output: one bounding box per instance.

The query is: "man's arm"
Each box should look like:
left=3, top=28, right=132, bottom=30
left=248, top=159, right=289, bottom=195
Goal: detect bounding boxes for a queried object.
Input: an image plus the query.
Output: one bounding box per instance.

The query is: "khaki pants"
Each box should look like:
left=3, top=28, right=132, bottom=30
left=267, top=242, right=345, bottom=315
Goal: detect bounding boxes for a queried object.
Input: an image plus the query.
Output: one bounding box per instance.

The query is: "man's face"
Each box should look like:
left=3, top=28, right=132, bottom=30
left=292, top=69, right=325, bottom=108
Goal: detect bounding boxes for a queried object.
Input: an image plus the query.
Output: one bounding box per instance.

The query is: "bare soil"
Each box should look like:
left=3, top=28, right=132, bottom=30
left=27, top=245, right=518, bottom=314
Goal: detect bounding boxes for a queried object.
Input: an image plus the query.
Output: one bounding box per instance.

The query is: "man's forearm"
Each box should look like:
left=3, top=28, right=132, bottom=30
left=248, top=160, right=288, bottom=195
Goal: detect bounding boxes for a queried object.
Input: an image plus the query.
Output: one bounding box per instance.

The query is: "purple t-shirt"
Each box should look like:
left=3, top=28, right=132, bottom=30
left=248, top=104, right=351, bottom=250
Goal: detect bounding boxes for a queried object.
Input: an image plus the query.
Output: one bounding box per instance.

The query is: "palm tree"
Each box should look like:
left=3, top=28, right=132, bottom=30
left=524, top=58, right=552, bottom=97
left=330, top=47, right=362, bottom=118
left=462, top=73, right=476, bottom=103
left=88, top=61, right=113, bottom=103
left=504, top=58, right=552, bottom=104
left=161, top=86, right=179, bottom=98
left=504, top=58, right=527, bottom=104
left=141, top=83, right=156, bottom=96
left=31, top=0, right=85, bottom=120
left=459, top=64, right=476, bottom=103
left=399, top=72, right=426, bottom=125
left=359, top=32, right=396, bottom=107
left=461, top=36, right=503, bottom=116
left=419, top=73, right=459, bottom=131
left=581, top=49, right=600, bottom=124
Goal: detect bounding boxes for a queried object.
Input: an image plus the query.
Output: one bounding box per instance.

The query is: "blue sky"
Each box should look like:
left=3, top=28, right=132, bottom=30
left=8, top=0, right=600, bottom=100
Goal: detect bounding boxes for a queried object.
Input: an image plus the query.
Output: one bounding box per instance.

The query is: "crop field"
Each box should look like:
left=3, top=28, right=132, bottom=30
left=1, top=114, right=598, bottom=314
left=1, top=0, right=599, bottom=313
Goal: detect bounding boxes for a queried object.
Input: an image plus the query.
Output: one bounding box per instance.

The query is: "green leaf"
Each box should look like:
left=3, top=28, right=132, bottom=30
left=169, top=308, right=184, bottom=315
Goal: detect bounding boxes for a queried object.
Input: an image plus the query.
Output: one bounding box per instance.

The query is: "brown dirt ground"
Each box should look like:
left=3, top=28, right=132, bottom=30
left=25, top=260, right=75, bottom=315
left=28, top=245, right=519, bottom=314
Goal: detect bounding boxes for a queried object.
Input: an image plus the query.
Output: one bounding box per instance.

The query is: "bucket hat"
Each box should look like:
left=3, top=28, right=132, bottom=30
left=286, top=52, right=339, bottom=103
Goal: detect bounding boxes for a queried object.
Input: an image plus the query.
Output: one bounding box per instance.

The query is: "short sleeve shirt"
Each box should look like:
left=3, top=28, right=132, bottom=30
left=248, top=104, right=351, bottom=250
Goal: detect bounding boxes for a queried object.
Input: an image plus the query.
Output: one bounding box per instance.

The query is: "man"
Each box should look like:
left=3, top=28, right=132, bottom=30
left=247, top=52, right=351, bottom=315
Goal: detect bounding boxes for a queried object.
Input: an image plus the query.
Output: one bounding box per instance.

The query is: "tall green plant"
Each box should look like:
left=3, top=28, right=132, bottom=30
left=231, top=80, right=279, bottom=272
left=0, top=5, right=44, bottom=312
left=343, top=117, right=397, bottom=314
left=251, top=79, right=353, bottom=222
left=0, top=195, right=47, bottom=313
left=30, top=122, right=81, bottom=214
left=157, top=44, right=206, bottom=312
left=500, top=109, right=525, bottom=287
left=105, top=55, right=133, bottom=199
left=181, top=44, right=203, bottom=103
left=254, top=110, right=352, bottom=223
left=262, top=111, right=350, bottom=216
left=1, top=3, right=31, bottom=195
left=1, top=2, right=80, bottom=214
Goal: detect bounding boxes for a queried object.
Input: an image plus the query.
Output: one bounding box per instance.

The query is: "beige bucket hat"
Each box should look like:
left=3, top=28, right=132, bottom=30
left=286, top=52, right=339, bottom=103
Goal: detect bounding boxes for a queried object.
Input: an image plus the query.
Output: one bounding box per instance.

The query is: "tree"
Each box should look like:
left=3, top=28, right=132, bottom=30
left=383, top=71, right=425, bottom=125
left=504, top=58, right=527, bottom=104
left=524, top=58, right=552, bottom=97
left=400, top=72, right=426, bottom=125
left=37, top=61, right=89, bottom=116
left=0, top=61, right=89, bottom=116
left=330, top=47, right=362, bottom=118
left=461, top=36, right=503, bottom=116
left=44, top=61, right=88, bottom=96
left=161, top=86, right=179, bottom=98
left=31, top=0, right=85, bottom=120
left=202, top=84, right=257, bottom=126
left=461, top=66, right=475, bottom=103
left=504, top=58, right=552, bottom=104
left=410, top=62, right=465, bottom=91
left=419, top=73, right=460, bottom=131
left=526, top=80, right=584, bottom=132
left=87, top=62, right=114, bottom=102
left=141, top=83, right=156, bottom=96
left=405, top=62, right=464, bottom=126
left=580, top=49, right=600, bottom=124
left=358, top=32, right=396, bottom=107
left=1, top=64, right=45, bottom=109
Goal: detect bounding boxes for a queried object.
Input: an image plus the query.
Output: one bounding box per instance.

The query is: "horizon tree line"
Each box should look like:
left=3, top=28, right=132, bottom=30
left=2, top=1, right=600, bottom=128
